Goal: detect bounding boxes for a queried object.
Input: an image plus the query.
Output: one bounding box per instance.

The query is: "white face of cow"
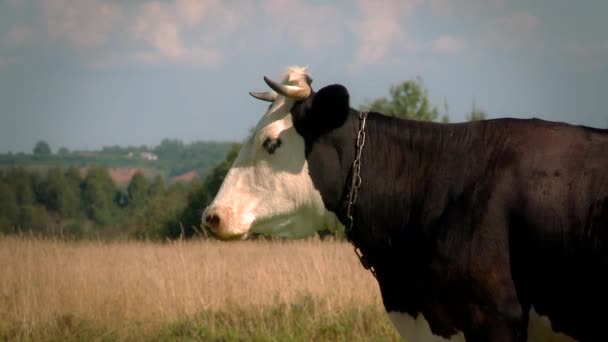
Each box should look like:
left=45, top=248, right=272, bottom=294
left=203, top=67, right=343, bottom=240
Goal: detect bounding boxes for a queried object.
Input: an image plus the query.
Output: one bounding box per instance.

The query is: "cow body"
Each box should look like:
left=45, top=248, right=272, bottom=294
left=204, top=67, right=608, bottom=341
left=304, top=110, right=608, bottom=341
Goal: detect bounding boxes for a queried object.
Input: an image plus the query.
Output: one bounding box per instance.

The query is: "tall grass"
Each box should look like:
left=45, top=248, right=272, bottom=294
left=0, top=236, right=400, bottom=341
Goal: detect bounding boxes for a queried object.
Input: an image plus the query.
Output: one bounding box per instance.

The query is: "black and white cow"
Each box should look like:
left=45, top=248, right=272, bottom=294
left=203, top=66, right=608, bottom=341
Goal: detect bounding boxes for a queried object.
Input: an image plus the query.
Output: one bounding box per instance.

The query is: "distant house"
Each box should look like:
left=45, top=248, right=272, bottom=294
left=140, top=152, right=158, bottom=161
left=79, top=166, right=143, bottom=186
left=109, top=168, right=141, bottom=185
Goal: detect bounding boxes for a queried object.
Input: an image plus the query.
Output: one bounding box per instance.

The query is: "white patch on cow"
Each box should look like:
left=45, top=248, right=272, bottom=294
left=389, top=308, right=577, bottom=342
left=388, top=311, right=465, bottom=342
left=204, top=67, right=345, bottom=239
left=527, top=306, right=576, bottom=342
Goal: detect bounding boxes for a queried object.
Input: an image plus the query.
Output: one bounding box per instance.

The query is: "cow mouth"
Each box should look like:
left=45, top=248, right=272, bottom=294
left=206, top=227, right=248, bottom=241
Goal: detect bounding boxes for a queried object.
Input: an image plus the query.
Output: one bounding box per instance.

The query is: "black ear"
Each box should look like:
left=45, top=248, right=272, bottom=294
left=292, top=84, right=351, bottom=137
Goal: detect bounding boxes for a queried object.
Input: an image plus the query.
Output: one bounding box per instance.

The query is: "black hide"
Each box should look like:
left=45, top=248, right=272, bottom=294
left=291, top=83, right=608, bottom=342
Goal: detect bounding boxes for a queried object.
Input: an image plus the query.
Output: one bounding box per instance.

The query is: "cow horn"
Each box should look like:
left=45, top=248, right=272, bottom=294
left=263, top=76, right=310, bottom=100
left=249, top=91, right=277, bottom=102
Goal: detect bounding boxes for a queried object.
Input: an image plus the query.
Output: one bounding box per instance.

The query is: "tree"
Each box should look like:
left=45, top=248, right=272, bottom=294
left=33, top=141, right=52, bottom=156
left=7, top=167, right=36, bottom=206
left=64, top=167, right=82, bottom=188
left=466, top=97, right=488, bottom=121
left=200, top=144, right=240, bottom=197
left=154, top=139, right=184, bottom=158
left=0, top=181, right=19, bottom=233
left=18, top=204, right=48, bottom=232
left=148, top=175, right=165, bottom=198
left=167, top=143, right=241, bottom=239
left=81, top=166, right=118, bottom=225
left=441, top=97, right=450, bottom=123
left=37, top=168, right=80, bottom=218
left=363, top=76, right=440, bottom=121
left=127, top=171, right=149, bottom=208
left=58, top=147, right=70, bottom=156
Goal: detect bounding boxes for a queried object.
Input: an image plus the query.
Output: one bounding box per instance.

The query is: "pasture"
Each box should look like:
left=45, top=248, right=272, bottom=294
left=0, top=236, right=400, bottom=341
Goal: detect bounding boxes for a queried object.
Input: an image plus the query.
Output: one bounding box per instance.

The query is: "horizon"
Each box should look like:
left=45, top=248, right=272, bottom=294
left=2, top=137, right=236, bottom=155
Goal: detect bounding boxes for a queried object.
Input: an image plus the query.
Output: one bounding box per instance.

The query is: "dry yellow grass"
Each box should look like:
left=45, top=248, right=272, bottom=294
left=0, top=236, right=385, bottom=338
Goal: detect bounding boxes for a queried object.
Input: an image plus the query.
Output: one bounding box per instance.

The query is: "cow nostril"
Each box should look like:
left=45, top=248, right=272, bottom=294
left=205, top=213, right=220, bottom=230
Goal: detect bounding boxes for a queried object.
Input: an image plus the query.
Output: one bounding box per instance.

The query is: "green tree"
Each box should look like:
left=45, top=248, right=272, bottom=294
left=466, top=97, right=488, bottom=121
left=81, top=166, right=118, bottom=225
left=201, top=144, right=240, bottom=197
left=58, top=147, right=70, bottom=156
left=148, top=175, right=165, bottom=198
left=127, top=171, right=149, bottom=208
left=37, top=168, right=80, bottom=218
left=18, top=204, right=48, bottom=232
left=154, top=139, right=184, bottom=159
left=167, top=143, right=241, bottom=239
left=0, top=181, right=19, bottom=233
left=33, top=140, right=52, bottom=156
left=64, top=167, right=82, bottom=189
left=8, top=167, right=36, bottom=206
left=364, top=76, right=440, bottom=121
left=441, top=97, right=450, bottom=123
left=1, top=169, right=51, bottom=233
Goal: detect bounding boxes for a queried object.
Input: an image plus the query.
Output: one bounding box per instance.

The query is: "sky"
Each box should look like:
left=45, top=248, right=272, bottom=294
left=0, top=0, right=607, bottom=153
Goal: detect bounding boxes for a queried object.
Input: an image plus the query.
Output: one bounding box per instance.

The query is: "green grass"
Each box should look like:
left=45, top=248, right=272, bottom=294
left=2, top=295, right=400, bottom=341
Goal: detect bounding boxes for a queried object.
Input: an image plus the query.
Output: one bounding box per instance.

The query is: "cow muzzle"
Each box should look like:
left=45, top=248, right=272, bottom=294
left=202, top=205, right=248, bottom=240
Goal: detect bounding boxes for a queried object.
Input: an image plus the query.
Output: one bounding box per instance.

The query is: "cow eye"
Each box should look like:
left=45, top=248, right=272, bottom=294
left=262, top=137, right=282, bottom=154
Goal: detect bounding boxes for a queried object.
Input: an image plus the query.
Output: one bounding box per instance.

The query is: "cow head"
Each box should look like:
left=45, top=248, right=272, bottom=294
left=202, top=66, right=351, bottom=240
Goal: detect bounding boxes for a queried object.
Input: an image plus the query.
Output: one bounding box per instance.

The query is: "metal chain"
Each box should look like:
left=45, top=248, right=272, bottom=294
left=345, top=110, right=376, bottom=278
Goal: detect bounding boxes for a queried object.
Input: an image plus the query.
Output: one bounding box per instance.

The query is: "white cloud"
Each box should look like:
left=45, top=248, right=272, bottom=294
left=562, top=41, right=608, bottom=70
left=133, top=3, right=184, bottom=59
left=0, top=0, right=242, bottom=68
left=261, top=0, right=343, bottom=51
left=1, top=0, right=549, bottom=72
left=350, top=0, right=423, bottom=70
left=130, top=48, right=222, bottom=68
left=130, top=1, right=242, bottom=68
left=564, top=42, right=591, bottom=59
left=5, top=26, right=36, bottom=46
left=176, top=0, right=210, bottom=27
left=490, top=0, right=507, bottom=11
left=427, top=0, right=505, bottom=17
left=6, top=0, right=26, bottom=7
left=484, top=11, right=541, bottom=50
left=494, top=11, right=540, bottom=34
left=41, top=0, right=122, bottom=49
left=427, top=0, right=454, bottom=16
left=0, top=56, right=10, bottom=67
left=175, top=0, right=240, bottom=32
left=431, top=35, right=465, bottom=54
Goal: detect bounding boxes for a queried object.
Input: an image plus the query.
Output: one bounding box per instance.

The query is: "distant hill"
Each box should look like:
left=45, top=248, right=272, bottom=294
left=0, top=139, right=236, bottom=183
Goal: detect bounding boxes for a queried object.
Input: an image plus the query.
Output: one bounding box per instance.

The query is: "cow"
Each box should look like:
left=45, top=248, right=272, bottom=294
left=203, top=66, right=608, bottom=341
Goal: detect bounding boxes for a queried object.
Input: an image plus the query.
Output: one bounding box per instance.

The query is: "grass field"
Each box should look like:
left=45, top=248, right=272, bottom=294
left=0, top=236, right=401, bottom=341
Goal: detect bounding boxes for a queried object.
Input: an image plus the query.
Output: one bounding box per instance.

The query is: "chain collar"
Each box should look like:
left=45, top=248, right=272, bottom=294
left=345, top=110, right=376, bottom=278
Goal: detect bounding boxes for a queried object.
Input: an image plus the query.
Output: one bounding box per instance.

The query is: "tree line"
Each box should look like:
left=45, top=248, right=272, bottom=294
left=363, top=76, right=487, bottom=122
left=0, top=77, right=488, bottom=241
left=1, top=139, right=233, bottom=180
left=0, top=144, right=241, bottom=240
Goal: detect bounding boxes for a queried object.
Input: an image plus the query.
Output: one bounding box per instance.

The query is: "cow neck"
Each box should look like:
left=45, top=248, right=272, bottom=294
left=344, top=110, right=377, bottom=278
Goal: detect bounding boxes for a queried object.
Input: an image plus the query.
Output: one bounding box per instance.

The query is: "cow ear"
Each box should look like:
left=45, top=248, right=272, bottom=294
left=293, top=84, right=351, bottom=136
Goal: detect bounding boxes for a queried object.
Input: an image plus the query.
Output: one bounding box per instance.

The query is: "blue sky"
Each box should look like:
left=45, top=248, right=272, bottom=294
left=0, top=0, right=606, bottom=153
